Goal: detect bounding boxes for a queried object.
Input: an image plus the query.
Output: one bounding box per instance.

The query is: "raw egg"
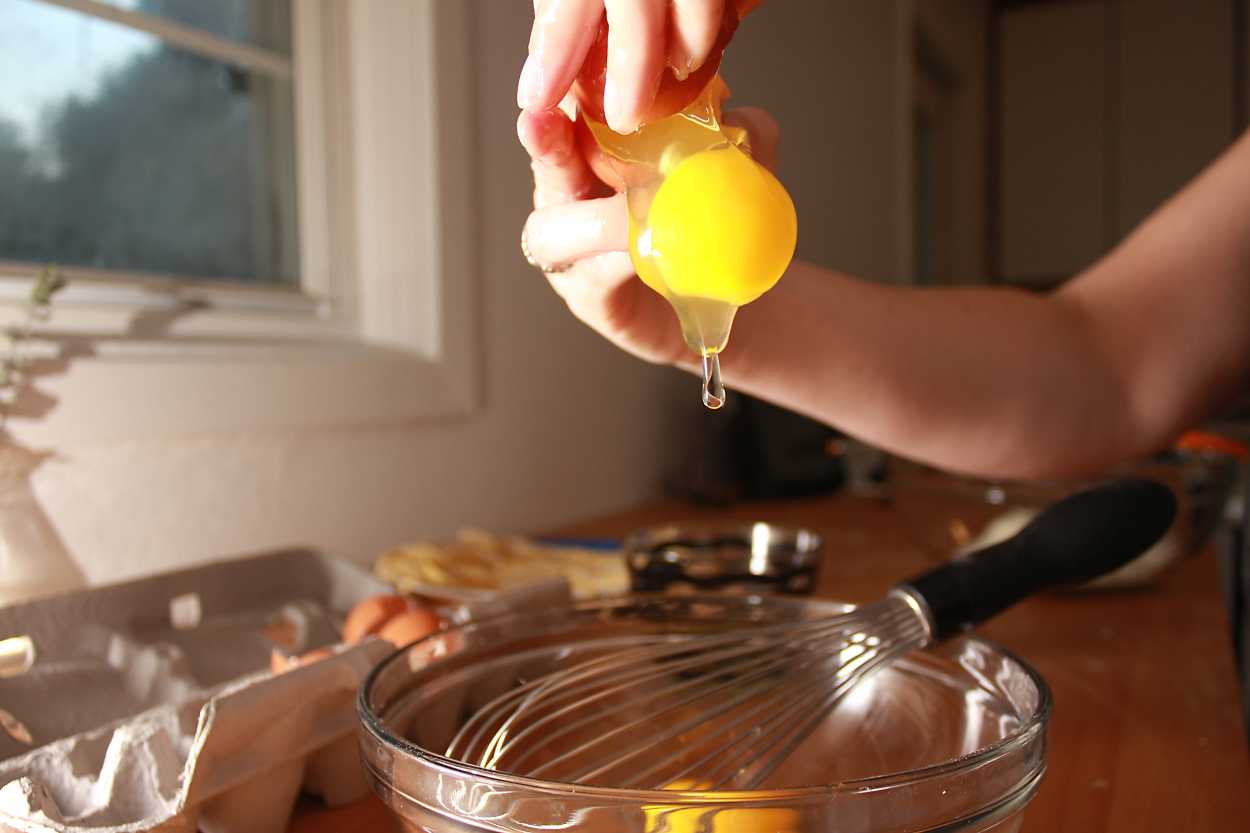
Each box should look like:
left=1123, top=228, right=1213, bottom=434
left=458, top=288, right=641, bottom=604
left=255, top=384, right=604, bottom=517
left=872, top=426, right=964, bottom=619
left=644, top=143, right=796, bottom=306
left=643, top=780, right=798, bottom=833
left=583, top=74, right=798, bottom=390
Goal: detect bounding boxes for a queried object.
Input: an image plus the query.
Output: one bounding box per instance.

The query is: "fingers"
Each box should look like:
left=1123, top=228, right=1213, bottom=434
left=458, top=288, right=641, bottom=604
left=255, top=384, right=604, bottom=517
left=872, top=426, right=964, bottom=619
left=524, top=194, right=629, bottom=267
left=723, top=106, right=781, bottom=172
left=519, top=0, right=604, bottom=111
left=602, top=0, right=666, bottom=133
left=669, top=0, right=724, bottom=80
left=546, top=253, right=688, bottom=365
left=517, top=109, right=602, bottom=207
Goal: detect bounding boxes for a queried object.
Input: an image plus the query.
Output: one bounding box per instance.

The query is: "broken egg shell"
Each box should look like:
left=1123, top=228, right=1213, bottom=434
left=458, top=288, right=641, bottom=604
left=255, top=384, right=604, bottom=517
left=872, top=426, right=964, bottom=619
left=342, top=594, right=415, bottom=644
left=376, top=608, right=442, bottom=648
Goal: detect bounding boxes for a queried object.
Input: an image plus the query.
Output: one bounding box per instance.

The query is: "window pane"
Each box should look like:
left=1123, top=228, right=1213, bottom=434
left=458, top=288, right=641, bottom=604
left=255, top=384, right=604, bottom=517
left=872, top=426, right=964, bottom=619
left=0, top=0, right=299, bottom=285
left=93, top=0, right=292, bottom=55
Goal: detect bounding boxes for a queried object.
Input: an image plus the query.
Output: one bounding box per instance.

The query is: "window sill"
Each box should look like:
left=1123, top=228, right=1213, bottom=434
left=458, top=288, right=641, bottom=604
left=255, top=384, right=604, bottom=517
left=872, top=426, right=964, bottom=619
left=5, top=322, right=477, bottom=447
left=0, top=275, right=476, bottom=446
left=0, top=0, right=480, bottom=446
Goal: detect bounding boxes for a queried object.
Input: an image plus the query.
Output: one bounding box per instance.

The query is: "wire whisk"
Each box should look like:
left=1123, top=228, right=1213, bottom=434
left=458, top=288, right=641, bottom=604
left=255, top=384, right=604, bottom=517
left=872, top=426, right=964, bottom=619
left=446, top=479, right=1175, bottom=790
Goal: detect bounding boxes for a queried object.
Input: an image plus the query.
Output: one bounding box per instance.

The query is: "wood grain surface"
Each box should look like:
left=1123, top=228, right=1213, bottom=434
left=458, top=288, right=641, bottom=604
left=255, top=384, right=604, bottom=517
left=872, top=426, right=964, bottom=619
left=290, top=493, right=1250, bottom=832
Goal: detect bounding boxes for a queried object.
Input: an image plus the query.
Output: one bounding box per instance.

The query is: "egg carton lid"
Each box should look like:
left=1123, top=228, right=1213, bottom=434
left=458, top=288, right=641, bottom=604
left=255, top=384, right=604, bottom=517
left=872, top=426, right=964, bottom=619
left=0, top=637, right=392, bottom=833
left=0, top=549, right=395, bottom=833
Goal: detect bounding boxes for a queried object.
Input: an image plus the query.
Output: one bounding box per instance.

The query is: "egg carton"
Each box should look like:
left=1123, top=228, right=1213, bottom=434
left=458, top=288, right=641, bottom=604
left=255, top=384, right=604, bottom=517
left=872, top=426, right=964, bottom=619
left=0, top=638, right=391, bottom=833
left=0, top=549, right=444, bottom=833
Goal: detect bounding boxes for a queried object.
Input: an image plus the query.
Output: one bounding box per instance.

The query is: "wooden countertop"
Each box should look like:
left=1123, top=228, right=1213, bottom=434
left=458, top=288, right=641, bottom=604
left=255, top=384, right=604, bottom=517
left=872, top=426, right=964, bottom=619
left=290, top=493, right=1250, bottom=832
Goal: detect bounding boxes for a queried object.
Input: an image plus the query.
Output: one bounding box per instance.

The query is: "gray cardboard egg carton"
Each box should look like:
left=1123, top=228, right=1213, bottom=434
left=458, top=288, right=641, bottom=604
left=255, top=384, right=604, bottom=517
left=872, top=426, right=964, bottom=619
left=0, top=548, right=397, bottom=833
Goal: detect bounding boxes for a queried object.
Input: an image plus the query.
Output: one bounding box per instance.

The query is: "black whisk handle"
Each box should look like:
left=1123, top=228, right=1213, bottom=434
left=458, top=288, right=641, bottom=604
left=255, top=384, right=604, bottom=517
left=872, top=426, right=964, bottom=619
left=899, top=477, right=1177, bottom=642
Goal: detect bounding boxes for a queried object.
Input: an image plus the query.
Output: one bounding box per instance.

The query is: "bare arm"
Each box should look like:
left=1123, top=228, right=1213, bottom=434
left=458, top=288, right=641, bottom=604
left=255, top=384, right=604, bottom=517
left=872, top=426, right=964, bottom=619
left=714, top=268, right=1121, bottom=478
left=521, top=108, right=1250, bottom=479
left=719, top=130, right=1250, bottom=478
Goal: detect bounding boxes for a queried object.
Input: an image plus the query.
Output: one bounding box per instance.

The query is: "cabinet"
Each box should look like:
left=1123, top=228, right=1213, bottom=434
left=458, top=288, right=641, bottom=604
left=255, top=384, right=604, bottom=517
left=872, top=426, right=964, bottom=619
left=995, top=0, right=1239, bottom=286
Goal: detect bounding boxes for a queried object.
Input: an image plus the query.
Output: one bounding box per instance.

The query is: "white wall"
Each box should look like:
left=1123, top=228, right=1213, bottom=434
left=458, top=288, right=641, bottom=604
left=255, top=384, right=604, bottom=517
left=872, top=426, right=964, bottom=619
left=723, top=0, right=904, bottom=280
left=28, top=1, right=688, bottom=585
left=724, top=0, right=988, bottom=283
left=996, top=0, right=1239, bottom=284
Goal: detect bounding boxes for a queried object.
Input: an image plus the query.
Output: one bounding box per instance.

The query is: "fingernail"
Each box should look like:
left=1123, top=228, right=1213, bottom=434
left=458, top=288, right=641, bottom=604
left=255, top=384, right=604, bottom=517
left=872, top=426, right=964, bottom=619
left=603, top=77, right=635, bottom=133
left=517, top=55, right=543, bottom=109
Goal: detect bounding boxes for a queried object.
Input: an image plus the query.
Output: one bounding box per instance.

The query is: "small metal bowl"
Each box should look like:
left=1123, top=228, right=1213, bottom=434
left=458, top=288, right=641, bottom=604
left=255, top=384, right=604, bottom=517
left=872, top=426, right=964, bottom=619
left=624, top=522, right=824, bottom=595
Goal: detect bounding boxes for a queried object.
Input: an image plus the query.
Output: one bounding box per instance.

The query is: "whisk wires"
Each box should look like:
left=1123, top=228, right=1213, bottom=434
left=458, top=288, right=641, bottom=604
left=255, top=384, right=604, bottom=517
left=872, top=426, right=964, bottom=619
left=446, top=596, right=928, bottom=790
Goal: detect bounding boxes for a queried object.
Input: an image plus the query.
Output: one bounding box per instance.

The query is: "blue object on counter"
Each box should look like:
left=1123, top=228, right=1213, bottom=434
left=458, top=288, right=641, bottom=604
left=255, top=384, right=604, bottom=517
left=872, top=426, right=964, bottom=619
left=535, top=537, right=621, bottom=552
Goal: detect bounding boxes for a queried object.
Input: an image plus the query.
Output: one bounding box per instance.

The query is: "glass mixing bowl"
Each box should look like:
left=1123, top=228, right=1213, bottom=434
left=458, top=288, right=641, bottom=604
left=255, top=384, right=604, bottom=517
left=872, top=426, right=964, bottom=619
left=357, top=592, right=1050, bottom=825
left=359, top=595, right=1049, bottom=832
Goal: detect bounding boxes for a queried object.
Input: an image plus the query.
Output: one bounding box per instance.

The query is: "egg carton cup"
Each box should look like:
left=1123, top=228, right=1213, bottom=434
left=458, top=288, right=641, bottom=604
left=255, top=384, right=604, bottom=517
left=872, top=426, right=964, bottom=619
left=0, top=549, right=401, bottom=833
left=0, top=638, right=392, bottom=833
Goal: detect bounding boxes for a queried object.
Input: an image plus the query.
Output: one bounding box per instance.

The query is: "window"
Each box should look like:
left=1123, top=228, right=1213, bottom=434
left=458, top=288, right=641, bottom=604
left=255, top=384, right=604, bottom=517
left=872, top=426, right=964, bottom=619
left=0, top=0, right=478, bottom=444
left=1, top=0, right=299, bottom=284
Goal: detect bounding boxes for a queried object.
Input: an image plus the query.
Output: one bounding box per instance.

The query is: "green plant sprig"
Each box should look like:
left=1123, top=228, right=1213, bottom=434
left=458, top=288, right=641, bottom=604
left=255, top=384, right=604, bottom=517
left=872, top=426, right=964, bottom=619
left=0, top=266, right=68, bottom=392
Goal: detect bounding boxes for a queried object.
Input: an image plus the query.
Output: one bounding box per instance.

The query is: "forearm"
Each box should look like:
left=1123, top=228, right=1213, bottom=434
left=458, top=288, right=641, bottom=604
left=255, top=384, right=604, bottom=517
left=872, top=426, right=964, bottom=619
left=710, top=264, right=1143, bottom=479
left=523, top=96, right=1250, bottom=477
left=706, top=130, right=1250, bottom=480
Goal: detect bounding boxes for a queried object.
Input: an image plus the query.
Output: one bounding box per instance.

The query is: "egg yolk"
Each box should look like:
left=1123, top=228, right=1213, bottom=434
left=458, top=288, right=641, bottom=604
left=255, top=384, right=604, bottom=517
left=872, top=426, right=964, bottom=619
left=586, top=76, right=797, bottom=359
left=643, top=780, right=799, bottom=833
left=641, top=144, right=796, bottom=307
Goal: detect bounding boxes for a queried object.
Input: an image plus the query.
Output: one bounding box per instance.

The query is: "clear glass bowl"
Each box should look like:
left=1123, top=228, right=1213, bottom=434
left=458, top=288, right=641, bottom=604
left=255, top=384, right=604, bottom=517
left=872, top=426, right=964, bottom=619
left=358, top=595, right=1050, bottom=833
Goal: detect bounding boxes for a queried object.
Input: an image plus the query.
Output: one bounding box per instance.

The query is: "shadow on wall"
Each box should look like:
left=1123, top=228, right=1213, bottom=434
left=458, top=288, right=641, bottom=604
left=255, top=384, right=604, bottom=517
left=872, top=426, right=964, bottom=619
left=0, top=281, right=214, bottom=604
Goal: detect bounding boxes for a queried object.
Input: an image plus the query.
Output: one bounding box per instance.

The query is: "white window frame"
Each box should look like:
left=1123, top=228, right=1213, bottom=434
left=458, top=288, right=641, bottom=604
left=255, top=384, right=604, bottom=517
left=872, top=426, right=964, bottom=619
left=0, top=0, right=478, bottom=447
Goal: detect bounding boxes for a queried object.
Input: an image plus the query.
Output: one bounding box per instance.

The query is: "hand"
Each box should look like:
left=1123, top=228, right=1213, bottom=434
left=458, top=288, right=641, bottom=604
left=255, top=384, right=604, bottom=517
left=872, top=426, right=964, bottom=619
left=518, top=0, right=760, bottom=134
left=518, top=105, right=782, bottom=365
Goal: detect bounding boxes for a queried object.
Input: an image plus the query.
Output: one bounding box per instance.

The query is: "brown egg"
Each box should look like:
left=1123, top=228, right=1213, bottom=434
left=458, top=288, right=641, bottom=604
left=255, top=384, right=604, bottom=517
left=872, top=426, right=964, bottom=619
left=343, top=594, right=413, bottom=644
left=270, top=646, right=335, bottom=675
left=376, top=607, right=442, bottom=648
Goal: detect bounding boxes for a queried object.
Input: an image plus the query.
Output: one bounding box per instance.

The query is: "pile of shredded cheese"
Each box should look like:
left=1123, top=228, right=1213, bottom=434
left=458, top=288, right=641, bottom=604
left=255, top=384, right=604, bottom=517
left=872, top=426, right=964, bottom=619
left=375, top=529, right=629, bottom=600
